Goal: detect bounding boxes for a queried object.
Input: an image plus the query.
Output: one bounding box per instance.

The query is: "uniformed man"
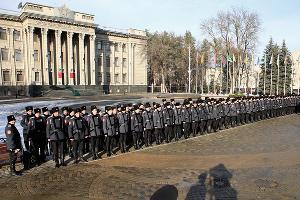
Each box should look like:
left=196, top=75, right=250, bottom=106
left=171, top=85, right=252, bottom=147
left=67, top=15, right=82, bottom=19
left=5, top=115, right=22, bottom=176
left=68, top=108, right=88, bottom=163
left=163, top=102, right=175, bottom=142
left=42, top=107, right=50, bottom=120
left=182, top=100, right=192, bottom=138
left=21, top=106, right=33, bottom=150
left=131, top=105, right=143, bottom=149
left=191, top=101, right=200, bottom=137
left=103, top=106, right=117, bottom=157
left=117, top=105, right=129, bottom=153
left=81, top=106, right=90, bottom=154
left=153, top=104, right=164, bottom=144
left=142, top=102, right=154, bottom=147
left=46, top=107, right=66, bottom=168
left=87, top=105, right=103, bottom=160
left=28, top=108, right=46, bottom=165
left=173, top=102, right=182, bottom=141
left=61, top=107, right=69, bottom=156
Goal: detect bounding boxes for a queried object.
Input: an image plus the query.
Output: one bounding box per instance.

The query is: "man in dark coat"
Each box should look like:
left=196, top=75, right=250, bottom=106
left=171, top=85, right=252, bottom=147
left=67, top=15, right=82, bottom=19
left=173, top=102, right=182, bottom=141
left=142, top=103, right=154, bottom=147
left=131, top=105, right=143, bottom=149
left=103, top=106, right=117, bottom=156
left=163, top=102, right=175, bottom=142
left=21, top=106, right=33, bottom=150
left=87, top=105, right=103, bottom=159
left=68, top=108, right=89, bottom=163
left=46, top=107, right=66, bottom=167
left=117, top=105, right=129, bottom=153
left=28, top=108, right=46, bottom=165
left=5, top=115, right=22, bottom=176
left=153, top=104, right=164, bottom=144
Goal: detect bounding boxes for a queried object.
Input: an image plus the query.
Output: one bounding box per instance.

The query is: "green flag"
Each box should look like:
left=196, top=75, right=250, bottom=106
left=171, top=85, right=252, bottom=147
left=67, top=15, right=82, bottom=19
left=226, top=55, right=233, bottom=63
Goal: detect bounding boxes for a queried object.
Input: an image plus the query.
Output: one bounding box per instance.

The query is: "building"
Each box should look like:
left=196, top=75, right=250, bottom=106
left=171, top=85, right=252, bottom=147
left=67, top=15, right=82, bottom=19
left=0, top=2, right=147, bottom=96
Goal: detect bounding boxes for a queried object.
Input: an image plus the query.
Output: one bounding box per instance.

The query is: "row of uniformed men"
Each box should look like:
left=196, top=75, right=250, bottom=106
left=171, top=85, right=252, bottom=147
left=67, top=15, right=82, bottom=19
left=5, top=95, right=300, bottom=174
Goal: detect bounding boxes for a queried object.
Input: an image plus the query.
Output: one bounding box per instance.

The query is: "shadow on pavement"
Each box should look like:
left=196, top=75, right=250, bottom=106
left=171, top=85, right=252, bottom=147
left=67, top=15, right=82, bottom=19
left=150, top=163, right=237, bottom=200
left=150, top=184, right=178, bottom=200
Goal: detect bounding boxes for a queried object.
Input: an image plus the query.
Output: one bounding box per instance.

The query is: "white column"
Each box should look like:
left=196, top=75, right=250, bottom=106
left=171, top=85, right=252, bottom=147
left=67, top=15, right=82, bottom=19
left=79, top=33, right=85, bottom=85
left=67, top=31, right=74, bottom=85
left=55, top=30, right=62, bottom=85
left=41, top=28, right=48, bottom=85
left=90, top=35, right=96, bottom=85
left=27, top=26, right=34, bottom=84
left=8, top=28, right=15, bottom=85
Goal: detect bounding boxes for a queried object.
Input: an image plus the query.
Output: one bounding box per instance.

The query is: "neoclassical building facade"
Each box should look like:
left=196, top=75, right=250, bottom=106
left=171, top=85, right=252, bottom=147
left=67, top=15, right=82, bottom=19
left=0, top=2, right=147, bottom=96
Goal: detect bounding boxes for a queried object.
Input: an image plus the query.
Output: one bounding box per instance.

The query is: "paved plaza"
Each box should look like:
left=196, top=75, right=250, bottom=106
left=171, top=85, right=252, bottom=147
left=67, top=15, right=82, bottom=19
left=1, top=114, right=300, bottom=200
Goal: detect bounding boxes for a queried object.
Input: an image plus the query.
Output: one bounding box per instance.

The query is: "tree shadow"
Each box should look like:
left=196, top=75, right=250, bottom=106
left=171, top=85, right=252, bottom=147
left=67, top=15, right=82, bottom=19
left=150, top=184, right=178, bottom=200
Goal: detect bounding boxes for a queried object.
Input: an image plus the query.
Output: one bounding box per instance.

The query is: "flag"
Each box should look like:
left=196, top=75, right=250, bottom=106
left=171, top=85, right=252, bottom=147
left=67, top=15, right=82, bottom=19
left=18, top=2, right=22, bottom=9
left=269, top=54, right=273, bottom=65
left=244, top=54, right=249, bottom=65
left=201, top=54, right=205, bottom=64
left=277, top=54, right=280, bottom=66
left=226, top=54, right=232, bottom=63
left=284, top=55, right=288, bottom=65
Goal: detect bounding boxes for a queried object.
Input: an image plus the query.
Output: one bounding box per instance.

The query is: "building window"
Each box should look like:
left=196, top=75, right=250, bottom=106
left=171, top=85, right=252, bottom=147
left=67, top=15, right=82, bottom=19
left=33, top=34, right=38, bottom=42
left=114, top=57, right=119, bottom=67
left=0, top=28, right=7, bottom=40
left=3, top=70, right=10, bottom=82
left=1, top=48, right=8, bottom=61
left=106, top=72, right=111, bottom=83
left=122, top=73, right=127, bottom=83
left=114, top=43, right=119, bottom=52
left=15, top=49, right=22, bottom=61
left=122, top=58, right=127, bottom=68
left=98, top=72, right=102, bottom=83
left=105, top=42, right=111, bottom=52
left=34, top=50, right=39, bottom=61
left=97, top=41, right=103, bottom=50
left=98, top=56, right=102, bottom=67
left=13, top=30, right=21, bottom=41
left=122, top=44, right=127, bottom=52
left=16, top=70, right=24, bottom=81
left=106, top=56, right=110, bottom=68
left=114, top=73, right=120, bottom=83
left=34, top=72, right=40, bottom=82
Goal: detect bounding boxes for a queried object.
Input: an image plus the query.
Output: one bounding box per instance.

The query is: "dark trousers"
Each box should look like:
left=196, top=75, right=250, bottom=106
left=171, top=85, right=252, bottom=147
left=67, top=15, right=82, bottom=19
left=83, top=137, right=90, bottom=154
left=207, top=119, right=213, bottom=133
left=23, top=133, right=29, bottom=150
left=90, top=136, right=100, bottom=157
left=218, top=117, right=225, bottom=130
left=154, top=128, right=162, bottom=144
left=144, top=130, right=152, bottom=147
left=51, top=140, right=64, bottom=164
left=119, top=133, right=127, bottom=153
left=191, top=121, right=198, bottom=136
left=183, top=122, right=191, bottom=138
left=174, top=124, right=181, bottom=140
left=32, top=139, right=46, bottom=164
left=106, top=136, right=113, bottom=156
left=72, top=140, right=84, bottom=160
left=231, top=116, right=237, bottom=127
left=164, top=126, right=173, bottom=142
left=199, top=120, right=205, bottom=134
left=8, top=150, right=18, bottom=173
left=132, top=131, right=141, bottom=149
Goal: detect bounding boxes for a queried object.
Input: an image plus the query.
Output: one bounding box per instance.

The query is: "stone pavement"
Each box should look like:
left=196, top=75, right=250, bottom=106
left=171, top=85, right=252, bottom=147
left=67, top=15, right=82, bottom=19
left=1, top=114, right=300, bottom=200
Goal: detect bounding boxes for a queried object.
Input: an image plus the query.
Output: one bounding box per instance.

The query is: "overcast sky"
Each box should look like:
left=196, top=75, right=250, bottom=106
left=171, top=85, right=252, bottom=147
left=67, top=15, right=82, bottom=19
left=1, top=0, right=300, bottom=57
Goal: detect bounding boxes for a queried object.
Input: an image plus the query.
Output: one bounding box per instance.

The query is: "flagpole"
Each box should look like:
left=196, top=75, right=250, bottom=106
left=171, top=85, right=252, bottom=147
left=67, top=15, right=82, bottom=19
left=196, top=51, right=198, bottom=94
left=233, top=58, right=235, bottom=94
left=284, top=58, right=286, bottom=95
left=226, top=59, right=229, bottom=94
left=277, top=55, right=280, bottom=95
left=188, top=45, right=191, bottom=93
left=264, top=54, right=266, bottom=95
left=220, top=57, right=223, bottom=94
left=270, top=54, right=273, bottom=95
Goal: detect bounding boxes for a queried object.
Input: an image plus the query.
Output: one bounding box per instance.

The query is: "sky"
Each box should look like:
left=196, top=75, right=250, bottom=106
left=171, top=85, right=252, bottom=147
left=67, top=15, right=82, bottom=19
left=0, top=0, right=300, bottom=57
